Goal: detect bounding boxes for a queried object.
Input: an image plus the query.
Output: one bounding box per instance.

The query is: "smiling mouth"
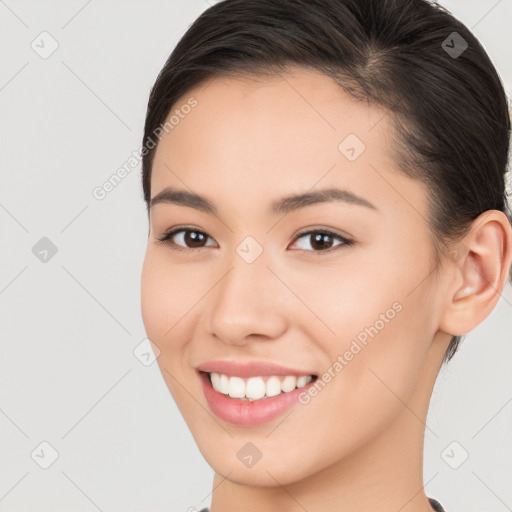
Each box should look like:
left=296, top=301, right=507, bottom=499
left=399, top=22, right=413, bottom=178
left=201, top=370, right=318, bottom=402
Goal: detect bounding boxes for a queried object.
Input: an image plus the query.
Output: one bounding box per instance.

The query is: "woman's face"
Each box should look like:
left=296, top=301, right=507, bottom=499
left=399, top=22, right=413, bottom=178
left=141, top=69, right=451, bottom=485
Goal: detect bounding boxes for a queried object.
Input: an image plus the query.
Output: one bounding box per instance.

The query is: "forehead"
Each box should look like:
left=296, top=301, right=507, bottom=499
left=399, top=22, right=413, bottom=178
left=153, top=69, right=392, bottom=169
left=150, top=68, right=422, bottom=220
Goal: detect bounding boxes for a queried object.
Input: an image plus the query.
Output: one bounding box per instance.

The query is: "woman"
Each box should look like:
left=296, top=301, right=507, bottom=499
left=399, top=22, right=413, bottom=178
left=140, top=0, right=512, bottom=510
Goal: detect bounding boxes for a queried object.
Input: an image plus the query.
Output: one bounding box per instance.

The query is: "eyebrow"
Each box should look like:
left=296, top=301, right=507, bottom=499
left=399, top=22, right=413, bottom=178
left=150, top=186, right=377, bottom=215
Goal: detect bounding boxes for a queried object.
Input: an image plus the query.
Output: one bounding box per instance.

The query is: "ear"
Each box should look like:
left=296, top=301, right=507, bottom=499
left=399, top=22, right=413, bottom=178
left=439, top=210, right=512, bottom=337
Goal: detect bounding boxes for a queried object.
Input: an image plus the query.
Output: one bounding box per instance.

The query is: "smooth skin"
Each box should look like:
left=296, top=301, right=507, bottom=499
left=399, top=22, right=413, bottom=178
left=140, top=68, right=512, bottom=512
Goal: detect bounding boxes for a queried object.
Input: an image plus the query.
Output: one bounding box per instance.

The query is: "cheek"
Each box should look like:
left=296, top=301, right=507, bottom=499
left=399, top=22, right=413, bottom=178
left=141, top=249, right=198, bottom=408
left=285, top=257, right=405, bottom=348
left=318, top=237, right=435, bottom=349
left=140, top=252, right=166, bottom=341
left=325, top=277, right=433, bottom=426
left=295, top=244, right=435, bottom=415
left=140, top=248, right=189, bottom=348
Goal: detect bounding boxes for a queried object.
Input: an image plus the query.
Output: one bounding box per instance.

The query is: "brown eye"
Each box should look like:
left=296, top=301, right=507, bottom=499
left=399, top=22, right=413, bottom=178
left=290, top=229, right=353, bottom=253
left=183, top=230, right=208, bottom=247
left=309, top=232, right=335, bottom=250
left=157, top=228, right=217, bottom=251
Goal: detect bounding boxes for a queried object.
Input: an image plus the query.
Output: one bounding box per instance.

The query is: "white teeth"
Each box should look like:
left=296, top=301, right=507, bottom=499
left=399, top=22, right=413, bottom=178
left=210, top=372, right=220, bottom=390
left=266, top=376, right=282, bottom=397
left=297, top=375, right=312, bottom=388
left=228, top=376, right=245, bottom=398
left=246, top=377, right=266, bottom=400
left=209, top=372, right=314, bottom=401
left=281, top=375, right=297, bottom=392
left=210, top=372, right=230, bottom=394
left=219, top=373, right=229, bottom=394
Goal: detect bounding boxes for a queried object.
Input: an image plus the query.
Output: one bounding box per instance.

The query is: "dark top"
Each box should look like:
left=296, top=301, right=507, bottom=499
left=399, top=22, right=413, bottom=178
left=199, top=496, right=446, bottom=511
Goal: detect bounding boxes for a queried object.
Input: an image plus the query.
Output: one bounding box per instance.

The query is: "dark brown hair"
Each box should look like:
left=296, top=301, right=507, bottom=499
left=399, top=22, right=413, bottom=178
left=141, top=0, right=511, bottom=364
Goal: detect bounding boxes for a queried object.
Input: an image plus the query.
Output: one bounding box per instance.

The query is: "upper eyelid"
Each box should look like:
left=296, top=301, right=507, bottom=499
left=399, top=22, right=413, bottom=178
left=161, top=224, right=349, bottom=237
left=293, top=226, right=349, bottom=239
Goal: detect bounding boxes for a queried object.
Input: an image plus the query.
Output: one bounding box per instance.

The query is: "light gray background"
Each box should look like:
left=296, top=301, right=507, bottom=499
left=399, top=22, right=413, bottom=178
left=1, top=1, right=511, bottom=511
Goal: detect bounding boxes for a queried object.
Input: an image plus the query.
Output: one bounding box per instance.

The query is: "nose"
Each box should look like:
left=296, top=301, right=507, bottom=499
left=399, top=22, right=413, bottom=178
left=206, top=253, right=289, bottom=346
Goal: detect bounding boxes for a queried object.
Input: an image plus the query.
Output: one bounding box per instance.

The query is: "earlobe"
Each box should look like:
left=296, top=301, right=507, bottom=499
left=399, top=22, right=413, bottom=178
left=439, top=210, right=512, bottom=336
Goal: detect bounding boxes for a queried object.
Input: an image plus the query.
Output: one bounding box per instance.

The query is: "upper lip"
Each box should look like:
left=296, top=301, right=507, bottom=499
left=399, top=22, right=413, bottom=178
left=196, top=360, right=317, bottom=378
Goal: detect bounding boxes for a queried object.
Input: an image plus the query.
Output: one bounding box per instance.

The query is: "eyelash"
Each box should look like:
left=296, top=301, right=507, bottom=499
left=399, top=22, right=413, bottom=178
left=156, top=227, right=354, bottom=255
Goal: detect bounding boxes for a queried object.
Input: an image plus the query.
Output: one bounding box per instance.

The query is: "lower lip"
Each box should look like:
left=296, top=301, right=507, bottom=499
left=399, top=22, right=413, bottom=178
left=199, top=371, right=317, bottom=427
